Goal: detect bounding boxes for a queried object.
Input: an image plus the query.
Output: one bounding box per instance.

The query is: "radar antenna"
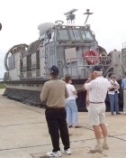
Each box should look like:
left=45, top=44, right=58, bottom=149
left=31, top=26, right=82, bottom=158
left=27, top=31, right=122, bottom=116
left=84, top=9, right=93, bottom=25
left=64, top=9, right=78, bottom=24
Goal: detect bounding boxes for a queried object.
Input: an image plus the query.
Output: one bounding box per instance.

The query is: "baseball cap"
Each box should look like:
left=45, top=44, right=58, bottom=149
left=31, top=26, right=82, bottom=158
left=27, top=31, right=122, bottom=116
left=93, top=64, right=103, bottom=71
left=50, top=65, right=59, bottom=75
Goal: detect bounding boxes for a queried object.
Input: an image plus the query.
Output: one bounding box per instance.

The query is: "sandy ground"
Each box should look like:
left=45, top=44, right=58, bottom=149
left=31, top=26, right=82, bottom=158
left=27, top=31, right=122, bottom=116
left=0, top=89, right=126, bottom=158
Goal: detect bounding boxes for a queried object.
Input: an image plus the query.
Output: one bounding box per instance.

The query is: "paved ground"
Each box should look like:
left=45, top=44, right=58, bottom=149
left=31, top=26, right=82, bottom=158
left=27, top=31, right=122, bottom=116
left=0, top=89, right=126, bottom=158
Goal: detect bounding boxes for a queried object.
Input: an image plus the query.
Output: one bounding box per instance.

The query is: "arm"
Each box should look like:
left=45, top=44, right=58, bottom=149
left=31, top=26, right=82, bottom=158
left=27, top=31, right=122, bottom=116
left=84, top=80, right=96, bottom=92
left=111, top=80, right=120, bottom=89
left=73, top=90, right=77, bottom=95
left=108, top=80, right=116, bottom=90
left=71, top=85, right=77, bottom=95
left=86, top=91, right=90, bottom=105
left=83, top=78, right=92, bottom=90
left=65, top=86, right=69, bottom=98
left=115, top=81, right=120, bottom=89
left=107, top=80, right=118, bottom=91
left=83, top=72, right=95, bottom=90
left=40, top=83, right=49, bottom=102
left=121, top=79, right=124, bottom=88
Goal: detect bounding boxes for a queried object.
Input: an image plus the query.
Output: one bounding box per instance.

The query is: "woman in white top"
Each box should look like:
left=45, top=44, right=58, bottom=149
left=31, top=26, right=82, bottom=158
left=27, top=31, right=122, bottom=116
left=108, top=73, right=120, bottom=115
left=64, top=75, right=79, bottom=128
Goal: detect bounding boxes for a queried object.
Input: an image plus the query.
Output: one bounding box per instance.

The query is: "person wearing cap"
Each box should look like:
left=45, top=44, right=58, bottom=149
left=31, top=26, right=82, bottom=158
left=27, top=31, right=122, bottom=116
left=108, top=73, right=120, bottom=115
left=83, top=65, right=110, bottom=153
left=40, top=65, right=71, bottom=157
left=64, top=74, right=80, bottom=128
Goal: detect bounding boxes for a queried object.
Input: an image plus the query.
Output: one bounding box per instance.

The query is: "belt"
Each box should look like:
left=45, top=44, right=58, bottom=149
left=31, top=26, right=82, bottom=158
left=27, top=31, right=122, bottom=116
left=46, top=107, right=65, bottom=109
left=90, top=102, right=104, bottom=104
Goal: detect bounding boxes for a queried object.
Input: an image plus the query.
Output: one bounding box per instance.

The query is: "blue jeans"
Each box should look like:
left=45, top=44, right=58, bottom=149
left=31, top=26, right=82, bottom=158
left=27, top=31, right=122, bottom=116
left=109, top=93, right=119, bottom=114
left=65, top=99, right=79, bottom=126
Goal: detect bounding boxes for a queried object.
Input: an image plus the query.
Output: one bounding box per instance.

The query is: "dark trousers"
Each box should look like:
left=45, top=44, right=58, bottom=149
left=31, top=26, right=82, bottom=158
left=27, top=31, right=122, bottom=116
left=45, top=107, right=70, bottom=152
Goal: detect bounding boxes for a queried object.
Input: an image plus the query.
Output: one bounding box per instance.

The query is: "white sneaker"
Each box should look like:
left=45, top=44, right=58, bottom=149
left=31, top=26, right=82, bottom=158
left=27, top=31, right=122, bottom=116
left=46, top=151, right=61, bottom=157
left=64, top=148, right=72, bottom=155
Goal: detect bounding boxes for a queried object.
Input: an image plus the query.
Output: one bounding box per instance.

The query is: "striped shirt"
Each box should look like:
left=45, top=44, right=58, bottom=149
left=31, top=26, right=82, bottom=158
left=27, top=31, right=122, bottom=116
left=84, top=76, right=109, bottom=102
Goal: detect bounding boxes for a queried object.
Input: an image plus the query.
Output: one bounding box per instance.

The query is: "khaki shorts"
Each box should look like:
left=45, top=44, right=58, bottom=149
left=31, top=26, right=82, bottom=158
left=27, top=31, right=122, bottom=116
left=88, top=103, right=106, bottom=126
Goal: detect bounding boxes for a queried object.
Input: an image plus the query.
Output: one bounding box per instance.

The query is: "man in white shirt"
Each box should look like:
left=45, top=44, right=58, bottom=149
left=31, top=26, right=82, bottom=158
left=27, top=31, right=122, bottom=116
left=83, top=65, right=110, bottom=153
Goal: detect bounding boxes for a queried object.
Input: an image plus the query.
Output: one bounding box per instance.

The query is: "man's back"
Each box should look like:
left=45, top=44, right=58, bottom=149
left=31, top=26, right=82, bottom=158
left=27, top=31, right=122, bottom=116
left=40, top=79, right=68, bottom=108
left=41, top=65, right=71, bottom=156
left=86, top=76, right=109, bottom=102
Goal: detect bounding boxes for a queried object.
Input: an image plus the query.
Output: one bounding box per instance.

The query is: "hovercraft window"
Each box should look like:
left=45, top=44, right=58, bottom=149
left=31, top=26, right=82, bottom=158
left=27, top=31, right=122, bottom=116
left=58, top=29, right=69, bottom=40
left=81, top=30, right=93, bottom=41
left=65, top=47, right=77, bottom=63
left=69, top=29, right=81, bottom=41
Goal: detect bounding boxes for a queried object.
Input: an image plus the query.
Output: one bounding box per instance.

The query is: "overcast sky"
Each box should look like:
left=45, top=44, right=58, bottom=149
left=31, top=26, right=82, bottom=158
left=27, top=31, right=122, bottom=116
left=0, top=0, right=126, bottom=78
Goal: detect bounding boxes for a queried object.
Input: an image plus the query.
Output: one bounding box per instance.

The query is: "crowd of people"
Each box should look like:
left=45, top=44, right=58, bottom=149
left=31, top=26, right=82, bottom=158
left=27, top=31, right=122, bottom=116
left=40, top=64, right=125, bottom=157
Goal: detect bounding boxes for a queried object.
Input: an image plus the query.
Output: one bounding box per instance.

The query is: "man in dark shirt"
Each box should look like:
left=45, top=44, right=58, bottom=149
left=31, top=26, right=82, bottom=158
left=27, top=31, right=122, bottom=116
left=40, top=65, right=71, bottom=157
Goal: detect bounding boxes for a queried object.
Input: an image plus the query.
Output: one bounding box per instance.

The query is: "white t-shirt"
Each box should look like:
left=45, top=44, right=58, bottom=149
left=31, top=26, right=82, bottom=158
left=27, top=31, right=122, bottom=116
left=66, top=84, right=77, bottom=100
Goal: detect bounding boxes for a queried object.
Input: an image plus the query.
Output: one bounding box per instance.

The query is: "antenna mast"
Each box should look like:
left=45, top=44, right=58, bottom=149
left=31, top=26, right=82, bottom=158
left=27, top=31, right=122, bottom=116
left=64, top=9, right=78, bottom=24
left=84, top=9, right=93, bottom=25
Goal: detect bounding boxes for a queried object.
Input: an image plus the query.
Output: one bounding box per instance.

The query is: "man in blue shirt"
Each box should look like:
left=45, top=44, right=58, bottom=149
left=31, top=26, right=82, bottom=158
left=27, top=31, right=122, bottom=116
left=121, top=76, right=126, bottom=114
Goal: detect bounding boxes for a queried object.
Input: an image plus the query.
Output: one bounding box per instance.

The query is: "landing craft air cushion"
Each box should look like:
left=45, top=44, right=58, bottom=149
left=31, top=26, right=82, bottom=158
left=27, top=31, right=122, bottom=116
left=2, top=9, right=125, bottom=111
